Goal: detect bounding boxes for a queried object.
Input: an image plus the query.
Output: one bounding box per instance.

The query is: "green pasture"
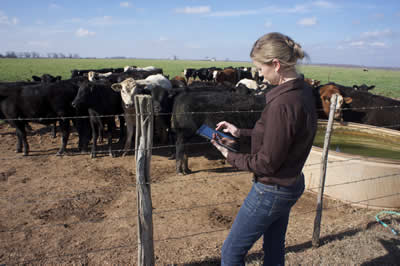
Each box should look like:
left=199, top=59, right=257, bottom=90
left=1, top=58, right=399, bottom=98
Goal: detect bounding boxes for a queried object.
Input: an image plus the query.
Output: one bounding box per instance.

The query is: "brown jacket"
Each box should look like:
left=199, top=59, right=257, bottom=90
left=227, top=77, right=317, bottom=179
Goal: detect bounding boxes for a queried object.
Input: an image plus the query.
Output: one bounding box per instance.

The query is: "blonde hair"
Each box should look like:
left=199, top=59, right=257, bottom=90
left=250, top=32, right=307, bottom=69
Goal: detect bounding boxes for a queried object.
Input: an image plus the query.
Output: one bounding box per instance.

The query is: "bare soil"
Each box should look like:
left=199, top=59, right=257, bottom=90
left=0, top=123, right=399, bottom=265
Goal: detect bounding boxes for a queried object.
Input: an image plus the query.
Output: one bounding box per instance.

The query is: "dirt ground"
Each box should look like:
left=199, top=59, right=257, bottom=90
left=0, top=123, right=399, bottom=265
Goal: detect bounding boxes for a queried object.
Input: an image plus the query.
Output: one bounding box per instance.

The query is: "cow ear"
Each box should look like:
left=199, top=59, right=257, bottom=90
left=111, top=83, right=122, bottom=92
left=353, top=85, right=359, bottom=90
left=344, top=97, right=352, bottom=104
left=369, top=86, right=375, bottom=90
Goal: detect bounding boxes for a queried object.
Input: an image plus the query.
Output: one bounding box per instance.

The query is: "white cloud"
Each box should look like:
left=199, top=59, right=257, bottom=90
left=371, top=42, right=386, bottom=47
left=76, top=28, right=95, bottom=37
left=120, top=2, right=131, bottom=8
left=208, top=9, right=259, bottom=17
left=350, top=41, right=364, bottom=47
left=313, top=1, right=336, bottom=9
left=361, top=29, right=392, bottom=39
left=297, top=17, right=317, bottom=26
left=174, top=6, right=211, bottom=14
left=0, top=10, right=18, bottom=25
left=89, top=16, right=113, bottom=26
left=63, top=18, right=83, bottom=24
left=159, top=36, right=168, bottom=41
left=264, top=21, right=272, bottom=28
left=49, top=3, right=61, bottom=9
left=372, top=13, right=384, bottom=19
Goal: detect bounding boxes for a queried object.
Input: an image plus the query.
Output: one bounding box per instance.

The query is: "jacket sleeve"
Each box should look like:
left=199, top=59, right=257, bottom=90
left=239, top=128, right=252, bottom=137
left=227, top=103, right=298, bottom=176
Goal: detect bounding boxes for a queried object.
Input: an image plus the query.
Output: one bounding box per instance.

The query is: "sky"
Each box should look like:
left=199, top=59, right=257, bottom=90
left=1, top=0, right=400, bottom=68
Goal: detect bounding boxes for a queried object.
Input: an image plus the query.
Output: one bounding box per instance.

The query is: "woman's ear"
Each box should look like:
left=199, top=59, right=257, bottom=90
left=272, top=59, right=281, bottom=72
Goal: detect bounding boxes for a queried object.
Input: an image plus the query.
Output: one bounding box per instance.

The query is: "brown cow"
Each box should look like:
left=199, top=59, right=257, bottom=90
left=215, top=68, right=238, bottom=85
left=318, top=84, right=352, bottom=120
left=170, top=75, right=187, bottom=87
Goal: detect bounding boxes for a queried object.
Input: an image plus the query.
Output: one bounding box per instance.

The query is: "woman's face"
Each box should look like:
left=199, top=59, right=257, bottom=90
left=253, top=60, right=280, bottom=85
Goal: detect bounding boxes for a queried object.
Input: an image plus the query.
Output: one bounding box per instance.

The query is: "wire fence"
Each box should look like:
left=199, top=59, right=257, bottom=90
left=1, top=102, right=400, bottom=265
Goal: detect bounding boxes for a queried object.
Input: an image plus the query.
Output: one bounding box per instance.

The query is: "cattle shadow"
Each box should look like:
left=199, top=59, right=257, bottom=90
left=180, top=220, right=400, bottom=266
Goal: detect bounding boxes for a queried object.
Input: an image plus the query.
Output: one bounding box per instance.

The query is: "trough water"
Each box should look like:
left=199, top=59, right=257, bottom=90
left=303, top=121, right=400, bottom=209
left=313, top=126, right=400, bottom=160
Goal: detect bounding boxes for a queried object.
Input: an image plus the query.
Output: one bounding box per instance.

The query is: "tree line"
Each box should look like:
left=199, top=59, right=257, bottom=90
left=0, top=51, right=80, bottom=59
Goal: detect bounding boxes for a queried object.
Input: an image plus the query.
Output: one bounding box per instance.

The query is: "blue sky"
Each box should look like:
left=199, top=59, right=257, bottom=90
left=1, top=0, right=400, bottom=67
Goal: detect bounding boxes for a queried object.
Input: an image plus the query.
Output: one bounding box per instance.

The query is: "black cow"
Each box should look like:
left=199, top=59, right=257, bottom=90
left=70, top=68, right=125, bottom=78
left=352, top=84, right=375, bottom=92
left=183, top=68, right=196, bottom=81
left=0, top=80, right=91, bottom=156
left=171, top=90, right=266, bottom=174
left=105, top=69, right=164, bottom=83
left=72, top=80, right=124, bottom=158
left=32, top=74, right=62, bottom=83
left=337, top=86, right=400, bottom=130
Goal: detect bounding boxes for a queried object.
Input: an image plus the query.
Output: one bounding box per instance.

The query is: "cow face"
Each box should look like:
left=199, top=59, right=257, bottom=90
left=88, top=71, right=96, bottom=82
left=319, top=85, right=353, bottom=120
left=111, top=78, right=142, bottom=109
left=72, top=81, right=92, bottom=109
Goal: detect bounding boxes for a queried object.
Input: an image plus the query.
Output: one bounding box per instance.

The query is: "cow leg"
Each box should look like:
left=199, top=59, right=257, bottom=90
left=57, top=120, right=70, bottom=156
left=107, top=118, right=115, bottom=157
left=168, top=130, right=176, bottom=160
left=89, top=115, right=102, bottom=159
left=52, top=121, right=57, bottom=138
left=117, top=115, right=125, bottom=146
left=175, top=133, right=184, bottom=174
left=15, top=122, right=29, bottom=156
left=175, top=132, right=192, bottom=175
left=122, top=119, right=134, bottom=156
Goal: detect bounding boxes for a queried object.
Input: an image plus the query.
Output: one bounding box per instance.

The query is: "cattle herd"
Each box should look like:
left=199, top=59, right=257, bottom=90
left=1, top=65, right=399, bottom=175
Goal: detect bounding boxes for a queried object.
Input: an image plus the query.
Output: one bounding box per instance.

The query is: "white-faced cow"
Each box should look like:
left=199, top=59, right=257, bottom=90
left=111, top=74, right=172, bottom=155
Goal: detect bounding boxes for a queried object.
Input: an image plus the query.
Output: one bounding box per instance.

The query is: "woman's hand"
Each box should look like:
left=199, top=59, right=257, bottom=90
left=215, top=121, right=240, bottom=138
left=211, top=133, right=228, bottom=158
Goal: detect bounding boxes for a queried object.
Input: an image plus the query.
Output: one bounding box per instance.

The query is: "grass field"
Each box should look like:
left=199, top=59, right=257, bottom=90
left=1, top=58, right=399, bottom=98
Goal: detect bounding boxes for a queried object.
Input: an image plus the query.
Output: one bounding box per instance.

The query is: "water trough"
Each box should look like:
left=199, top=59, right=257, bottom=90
left=303, top=121, right=400, bottom=209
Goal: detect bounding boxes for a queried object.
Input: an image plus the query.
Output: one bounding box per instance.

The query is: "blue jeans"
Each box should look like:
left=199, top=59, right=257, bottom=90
left=221, top=174, right=305, bottom=266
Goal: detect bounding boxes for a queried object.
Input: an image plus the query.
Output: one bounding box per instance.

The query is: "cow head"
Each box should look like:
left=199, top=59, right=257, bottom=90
left=111, top=78, right=145, bottom=109
left=319, top=85, right=352, bottom=120
left=72, top=80, right=92, bottom=109
left=87, top=71, right=96, bottom=82
left=352, top=84, right=375, bottom=92
left=304, top=78, right=321, bottom=88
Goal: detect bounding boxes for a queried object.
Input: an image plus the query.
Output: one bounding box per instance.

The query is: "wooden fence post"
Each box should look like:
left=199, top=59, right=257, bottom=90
left=134, top=95, right=155, bottom=265
left=312, top=94, right=338, bottom=247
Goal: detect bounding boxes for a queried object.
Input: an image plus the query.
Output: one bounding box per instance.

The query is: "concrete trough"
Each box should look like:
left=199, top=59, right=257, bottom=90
left=303, top=121, right=400, bottom=209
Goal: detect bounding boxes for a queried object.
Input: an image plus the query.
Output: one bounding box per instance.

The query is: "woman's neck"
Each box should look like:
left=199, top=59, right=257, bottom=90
left=278, top=69, right=299, bottom=85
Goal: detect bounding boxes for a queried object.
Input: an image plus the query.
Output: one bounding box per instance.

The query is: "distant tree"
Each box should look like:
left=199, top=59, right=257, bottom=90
left=31, top=52, right=40, bottom=58
left=24, top=52, right=32, bottom=58
left=0, top=53, right=3, bottom=58
left=5, top=51, right=17, bottom=58
left=68, top=53, right=73, bottom=58
left=73, top=53, right=80, bottom=59
left=59, top=53, right=65, bottom=58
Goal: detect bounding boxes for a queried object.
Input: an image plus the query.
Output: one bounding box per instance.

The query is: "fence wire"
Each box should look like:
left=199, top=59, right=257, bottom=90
left=1, top=101, right=400, bottom=265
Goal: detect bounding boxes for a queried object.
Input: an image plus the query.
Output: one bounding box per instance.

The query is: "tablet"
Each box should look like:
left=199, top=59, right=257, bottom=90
left=196, top=124, right=239, bottom=152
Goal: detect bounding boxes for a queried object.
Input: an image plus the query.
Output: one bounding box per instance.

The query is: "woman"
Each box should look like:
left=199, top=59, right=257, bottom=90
left=211, top=32, right=318, bottom=265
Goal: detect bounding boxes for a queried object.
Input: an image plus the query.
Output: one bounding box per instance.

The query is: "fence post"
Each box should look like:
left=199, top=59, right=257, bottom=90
left=134, top=95, right=155, bottom=266
left=312, top=94, right=338, bottom=247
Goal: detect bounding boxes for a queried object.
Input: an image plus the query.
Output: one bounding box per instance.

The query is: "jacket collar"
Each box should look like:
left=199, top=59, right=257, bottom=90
left=265, top=76, right=305, bottom=105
